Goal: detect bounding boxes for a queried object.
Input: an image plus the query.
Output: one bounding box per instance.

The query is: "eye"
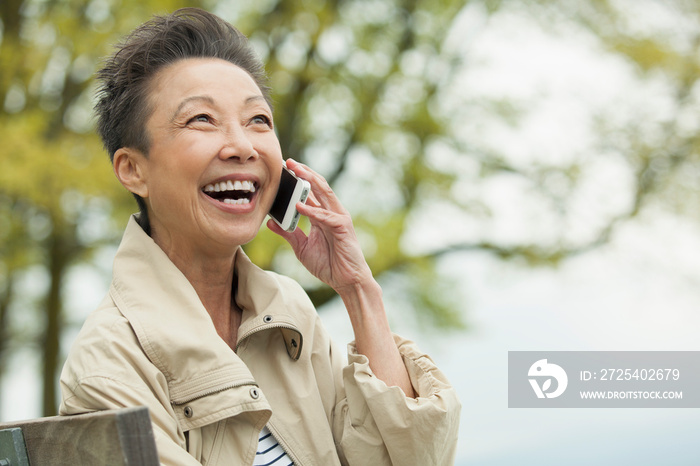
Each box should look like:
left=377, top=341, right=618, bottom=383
left=251, top=114, right=272, bottom=128
left=188, top=114, right=212, bottom=125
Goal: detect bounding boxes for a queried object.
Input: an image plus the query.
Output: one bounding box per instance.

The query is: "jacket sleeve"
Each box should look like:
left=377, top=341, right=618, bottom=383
left=58, top=309, right=202, bottom=466
left=60, top=375, right=202, bottom=466
left=331, top=334, right=461, bottom=466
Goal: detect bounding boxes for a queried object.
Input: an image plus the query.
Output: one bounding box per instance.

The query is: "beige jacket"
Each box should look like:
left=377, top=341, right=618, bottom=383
left=59, top=217, right=461, bottom=465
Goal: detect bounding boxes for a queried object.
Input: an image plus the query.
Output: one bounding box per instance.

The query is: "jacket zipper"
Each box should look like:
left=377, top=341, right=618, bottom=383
left=236, top=322, right=304, bottom=463
left=267, top=421, right=303, bottom=466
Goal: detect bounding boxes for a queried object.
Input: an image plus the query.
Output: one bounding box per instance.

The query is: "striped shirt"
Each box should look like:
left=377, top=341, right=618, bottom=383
left=253, top=426, right=294, bottom=466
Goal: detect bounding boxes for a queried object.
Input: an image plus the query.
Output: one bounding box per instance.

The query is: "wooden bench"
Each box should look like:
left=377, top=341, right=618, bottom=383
left=0, top=407, right=158, bottom=465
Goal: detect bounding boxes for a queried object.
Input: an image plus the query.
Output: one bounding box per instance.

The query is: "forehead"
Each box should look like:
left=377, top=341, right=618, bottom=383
left=147, top=58, right=264, bottom=106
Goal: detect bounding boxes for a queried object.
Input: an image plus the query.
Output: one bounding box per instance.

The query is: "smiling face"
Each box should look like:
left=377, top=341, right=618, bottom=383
left=114, top=58, right=283, bottom=259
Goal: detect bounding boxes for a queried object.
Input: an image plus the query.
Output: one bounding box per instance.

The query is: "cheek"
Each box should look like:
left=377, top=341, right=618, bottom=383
left=267, top=157, right=284, bottom=195
left=152, top=138, right=210, bottom=181
left=258, top=136, right=284, bottom=182
left=146, top=155, right=201, bottom=206
left=265, top=139, right=284, bottom=169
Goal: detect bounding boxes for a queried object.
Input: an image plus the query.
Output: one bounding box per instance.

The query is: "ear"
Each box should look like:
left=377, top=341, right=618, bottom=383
left=113, top=147, right=149, bottom=198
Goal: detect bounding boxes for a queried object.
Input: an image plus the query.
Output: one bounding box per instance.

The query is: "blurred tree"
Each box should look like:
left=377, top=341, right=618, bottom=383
left=432, top=0, right=700, bottom=263
left=547, top=0, right=700, bottom=221
left=2, top=0, right=699, bottom=419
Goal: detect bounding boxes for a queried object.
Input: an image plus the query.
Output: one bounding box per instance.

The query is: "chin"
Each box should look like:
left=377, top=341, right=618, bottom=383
left=220, top=220, right=264, bottom=247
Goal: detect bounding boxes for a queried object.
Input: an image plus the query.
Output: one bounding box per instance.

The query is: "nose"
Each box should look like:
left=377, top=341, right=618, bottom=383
left=219, top=125, right=258, bottom=163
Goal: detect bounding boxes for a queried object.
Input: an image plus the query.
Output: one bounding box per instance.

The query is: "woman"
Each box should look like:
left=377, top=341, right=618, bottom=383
left=59, top=8, right=460, bottom=466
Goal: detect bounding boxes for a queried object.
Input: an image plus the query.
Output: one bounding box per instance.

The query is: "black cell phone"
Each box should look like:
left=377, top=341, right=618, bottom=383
left=269, top=166, right=310, bottom=232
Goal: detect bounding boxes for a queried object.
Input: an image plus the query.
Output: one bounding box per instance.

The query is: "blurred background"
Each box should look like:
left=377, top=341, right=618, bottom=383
left=1, top=0, right=700, bottom=464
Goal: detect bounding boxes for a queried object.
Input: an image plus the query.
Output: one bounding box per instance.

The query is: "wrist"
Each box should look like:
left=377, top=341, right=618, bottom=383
left=335, top=277, right=382, bottom=304
left=337, top=278, right=390, bottom=332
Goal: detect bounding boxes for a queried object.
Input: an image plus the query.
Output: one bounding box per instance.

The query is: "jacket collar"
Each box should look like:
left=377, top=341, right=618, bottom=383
left=235, top=253, right=304, bottom=360
left=109, top=216, right=303, bottom=403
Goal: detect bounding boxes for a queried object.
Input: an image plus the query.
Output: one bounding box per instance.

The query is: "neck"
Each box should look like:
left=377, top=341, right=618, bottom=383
left=151, top=227, right=242, bottom=348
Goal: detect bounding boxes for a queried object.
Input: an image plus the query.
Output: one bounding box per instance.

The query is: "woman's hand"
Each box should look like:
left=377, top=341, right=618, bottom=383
left=267, top=159, right=416, bottom=398
left=266, top=159, right=373, bottom=293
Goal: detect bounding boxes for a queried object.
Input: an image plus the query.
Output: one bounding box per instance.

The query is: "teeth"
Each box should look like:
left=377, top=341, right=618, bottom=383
left=223, top=198, right=250, bottom=205
left=203, top=180, right=256, bottom=193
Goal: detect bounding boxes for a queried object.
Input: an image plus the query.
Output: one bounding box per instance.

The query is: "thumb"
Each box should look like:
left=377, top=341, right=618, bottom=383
left=267, top=218, right=307, bottom=252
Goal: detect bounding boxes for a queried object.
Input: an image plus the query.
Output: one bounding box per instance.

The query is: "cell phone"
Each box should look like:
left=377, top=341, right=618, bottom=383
left=269, top=166, right=311, bottom=232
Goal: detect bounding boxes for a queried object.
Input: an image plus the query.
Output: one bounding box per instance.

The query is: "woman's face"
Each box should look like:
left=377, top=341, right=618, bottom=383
left=133, top=58, right=283, bottom=257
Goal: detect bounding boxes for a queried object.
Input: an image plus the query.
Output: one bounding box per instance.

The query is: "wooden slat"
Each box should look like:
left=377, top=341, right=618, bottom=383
left=0, top=407, right=158, bottom=466
left=0, top=427, right=29, bottom=465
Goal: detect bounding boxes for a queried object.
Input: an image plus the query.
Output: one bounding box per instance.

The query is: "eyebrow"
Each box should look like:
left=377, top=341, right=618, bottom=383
left=170, top=94, right=270, bottom=122
left=245, top=95, right=267, bottom=105
left=170, top=95, right=215, bottom=122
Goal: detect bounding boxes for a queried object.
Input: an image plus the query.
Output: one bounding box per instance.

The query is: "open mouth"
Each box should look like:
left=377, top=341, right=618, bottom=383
left=202, top=180, right=258, bottom=205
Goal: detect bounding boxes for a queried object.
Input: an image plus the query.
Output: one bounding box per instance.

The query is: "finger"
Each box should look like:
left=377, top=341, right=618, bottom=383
left=286, top=159, right=345, bottom=213
left=305, top=190, right=321, bottom=208
left=266, top=218, right=308, bottom=252
left=296, top=202, right=350, bottom=232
